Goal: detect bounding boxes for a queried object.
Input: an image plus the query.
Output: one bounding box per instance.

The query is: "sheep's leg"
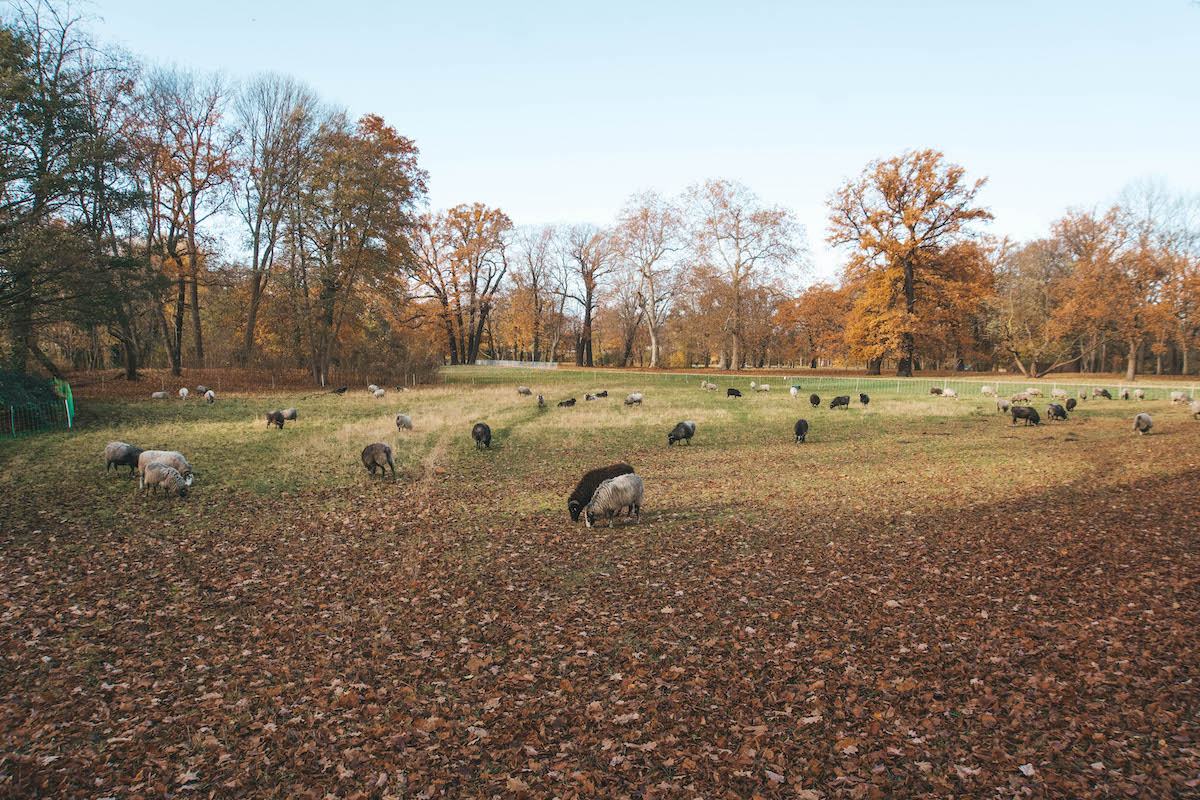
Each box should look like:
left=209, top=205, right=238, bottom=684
left=634, top=503, right=640, bottom=524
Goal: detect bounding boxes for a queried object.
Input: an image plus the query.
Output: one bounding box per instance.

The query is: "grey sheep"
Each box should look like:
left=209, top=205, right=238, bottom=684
left=537, top=394, right=545, bottom=408
left=137, top=450, right=194, bottom=486
left=830, top=395, right=850, bottom=409
left=266, top=410, right=285, bottom=429
left=1133, top=412, right=1153, bottom=435
left=859, top=393, right=870, bottom=406
left=624, top=392, right=644, bottom=405
left=373, top=388, right=386, bottom=399
left=1046, top=403, right=1067, bottom=421
left=1093, top=388, right=1112, bottom=399
left=281, top=408, right=298, bottom=420
left=584, top=473, right=644, bottom=528
left=472, top=422, right=492, bottom=450
left=568, top=463, right=635, bottom=521
left=810, top=393, right=820, bottom=407
left=151, top=391, right=168, bottom=399
left=142, top=462, right=190, bottom=498
left=196, top=385, right=210, bottom=394
left=395, top=413, right=412, bottom=430
left=996, top=398, right=1011, bottom=413
left=361, top=442, right=396, bottom=478
left=517, top=385, right=533, bottom=395
left=584, top=394, right=598, bottom=401
left=104, top=441, right=143, bottom=476
left=1012, top=406, right=1040, bottom=426
left=668, top=420, right=696, bottom=446
left=794, top=418, right=809, bottom=443
left=1170, top=391, right=1192, bottom=405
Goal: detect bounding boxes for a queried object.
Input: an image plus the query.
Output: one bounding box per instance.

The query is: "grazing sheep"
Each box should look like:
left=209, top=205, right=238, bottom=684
left=151, top=391, right=168, bottom=399
left=749, top=381, right=756, bottom=390
left=1170, top=391, right=1192, bottom=405
left=624, top=393, right=643, bottom=405
left=1093, top=388, right=1112, bottom=399
left=584, top=473, right=644, bottom=528
left=196, top=385, right=210, bottom=394
left=596, top=390, right=608, bottom=397
left=329, top=387, right=348, bottom=395
left=568, top=463, right=635, bottom=522
left=204, top=389, right=215, bottom=404
left=942, top=389, right=958, bottom=400
left=395, top=386, right=411, bottom=392
left=996, top=398, right=1011, bottom=413
left=1120, top=388, right=1130, bottom=400
left=753, top=383, right=770, bottom=393
left=584, top=394, right=598, bottom=401
left=367, top=384, right=379, bottom=394
left=266, top=410, right=285, bottom=429
left=373, top=388, right=386, bottom=399
left=1052, top=388, right=1068, bottom=401
left=1065, top=398, right=1077, bottom=411
left=727, top=388, right=742, bottom=398
left=537, top=394, right=545, bottom=408
left=143, top=462, right=190, bottom=498
left=704, top=382, right=717, bottom=391
left=517, top=386, right=533, bottom=395
left=472, top=422, right=492, bottom=450
left=137, top=450, right=194, bottom=486
left=395, top=413, right=412, bottom=430
left=790, top=386, right=798, bottom=398
left=1191, top=400, right=1200, bottom=419
left=668, top=420, right=696, bottom=446
left=178, top=387, right=189, bottom=400
left=104, top=441, right=144, bottom=476
left=361, top=442, right=395, bottom=478
left=830, top=395, right=850, bottom=409
left=558, top=398, right=577, bottom=407
left=929, top=387, right=943, bottom=395
left=1011, top=392, right=1031, bottom=403
left=859, top=393, right=870, bottom=406
left=1135, top=389, right=1145, bottom=400
left=794, top=418, right=809, bottom=443
left=1027, top=387, right=1042, bottom=397
left=810, top=393, right=820, bottom=407
left=700, top=380, right=714, bottom=391
left=281, top=408, right=297, bottom=420
left=1012, top=406, right=1041, bottom=426
left=1077, top=390, right=1087, bottom=400
left=1046, top=403, right=1068, bottom=421
left=981, top=385, right=996, bottom=396
left=1133, top=412, right=1153, bottom=435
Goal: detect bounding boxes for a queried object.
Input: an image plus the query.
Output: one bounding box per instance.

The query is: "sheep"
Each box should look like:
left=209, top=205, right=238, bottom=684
left=196, top=385, right=210, bottom=394
left=790, top=386, right=798, bottom=399
left=809, top=393, right=820, bottom=407
left=1134, top=389, right=1145, bottom=400
left=830, top=395, right=850, bottom=409
left=1051, top=388, right=1068, bottom=401
left=329, top=387, right=348, bottom=395
left=568, top=463, right=635, bottom=521
left=859, top=393, right=870, bottom=406
left=981, top=385, right=995, bottom=396
left=596, top=390, right=608, bottom=397
left=104, top=441, right=143, bottom=476
left=704, top=382, right=718, bottom=391
left=794, top=418, right=809, bottom=443
left=727, top=388, right=742, bottom=398
left=584, top=394, right=598, bottom=401
left=395, top=413, right=412, bottom=431
left=1120, top=388, right=1130, bottom=400
left=1027, top=387, right=1042, bottom=397
left=373, top=388, right=386, bottom=399
left=753, top=383, right=770, bottom=393
left=472, top=422, right=492, bottom=450
left=942, top=389, right=958, bottom=400
left=1012, top=406, right=1041, bottom=426
left=367, top=384, right=379, bottom=394
left=1077, top=390, right=1087, bottom=400
left=929, top=387, right=943, bottom=395
left=361, top=442, right=395, bottom=478
left=151, top=391, right=168, bottom=399
left=558, top=398, right=577, bottom=407
left=668, top=420, right=696, bottom=446
left=266, top=410, right=285, bottom=429
left=1191, top=400, right=1200, bottom=419
left=517, top=386, right=533, bottom=396
left=178, top=387, right=189, bottom=400
left=1170, top=391, right=1192, bottom=405
left=1133, top=413, right=1153, bottom=435
left=142, top=462, right=190, bottom=498
left=537, top=394, right=545, bottom=408
left=281, top=408, right=298, bottom=420
left=1046, top=403, right=1068, bottom=422
left=1093, top=388, right=1112, bottom=399
left=204, top=389, right=215, bottom=404
left=996, top=398, right=1011, bottom=413
left=1011, top=392, right=1031, bottom=403
left=584, top=473, right=643, bottom=528
left=1065, top=398, right=1077, bottom=411
left=137, top=450, right=194, bottom=486
left=700, top=380, right=714, bottom=391
left=749, top=381, right=756, bottom=390
left=624, top=393, right=644, bottom=405
left=395, top=386, right=411, bottom=392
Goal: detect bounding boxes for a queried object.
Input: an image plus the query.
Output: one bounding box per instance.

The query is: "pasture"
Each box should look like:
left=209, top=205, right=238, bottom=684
left=1, top=369, right=1198, bottom=798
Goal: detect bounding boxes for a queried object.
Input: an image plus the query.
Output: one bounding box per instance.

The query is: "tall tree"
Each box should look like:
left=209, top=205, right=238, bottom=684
left=562, top=224, right=614, bottom=367
left=828, top=149, right=992, bottom=376
left=508, top=225, right=556, bottom=361
left=616, top=190, right=681, bottom=368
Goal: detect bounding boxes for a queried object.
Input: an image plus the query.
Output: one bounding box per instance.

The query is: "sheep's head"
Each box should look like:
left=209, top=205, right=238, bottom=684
left=177, top=483, right=190, bottom=498
left=584, top=509, right=596, bottom=528
left=568, top=499, right=582, bottom=521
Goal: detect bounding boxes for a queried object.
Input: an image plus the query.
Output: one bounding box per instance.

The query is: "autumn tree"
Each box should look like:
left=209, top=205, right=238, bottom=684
left=828, top=149, right=992, bottom=376
left=562, top=224, right=615, bottom=367
left=507, top=225, right=557, bottom=361
left=615, top=190, right=682, bottom=368
left=776, top=282, right=852, bottom=368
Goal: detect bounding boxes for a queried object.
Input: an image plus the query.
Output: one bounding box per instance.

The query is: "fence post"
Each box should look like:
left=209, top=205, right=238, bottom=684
left=9, top=407, right=13, bottom=439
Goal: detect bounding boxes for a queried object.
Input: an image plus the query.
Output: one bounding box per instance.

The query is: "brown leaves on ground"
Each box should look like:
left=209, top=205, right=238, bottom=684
left=1, top=468, right=1198, bottom=798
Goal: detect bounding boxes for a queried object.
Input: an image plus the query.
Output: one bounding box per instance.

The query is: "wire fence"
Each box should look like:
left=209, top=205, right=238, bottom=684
left=3, top=379, right=74, bottom=438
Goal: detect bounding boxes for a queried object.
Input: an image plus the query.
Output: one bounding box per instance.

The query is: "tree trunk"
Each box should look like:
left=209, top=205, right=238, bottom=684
left=1125, top=340, right=1136, bottom=381
left=866, top=357, right=882, bottom=375
left=239, top=275, right=266, bottom=367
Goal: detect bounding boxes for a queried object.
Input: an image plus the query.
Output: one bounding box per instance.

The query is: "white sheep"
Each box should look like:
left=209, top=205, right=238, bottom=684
left=373, top=388, right=386, bottom=399
left=367, top=384, right=379, bottom=394
left=142, top=462, right=190, bottom=497
left=624, top=393, right=643, bottom=405
left=790, top=386, right=798, bottom=398
left=754, top=383, right=770, bottom=393
left=704, top=382, right=717, bottom=392
left=1078, top=390, right=1088, bottom=400
left=1191, top=400, right=1200, bottom=419
left=1027, top=387, right=1042, bottom=397
left=1011, top=392, right=1031, bottom=403
left=151, top=391, right=168, bottom=399
left=281, top=408, right=297, bottom=420
left=137, top=450, right=194, bottom=487
left=1133, top=413, right=1153, bottom=435
left=204, top=389, right=215, bottom=404
left=517, top=386, right=532, bottom=395
left=1051, top=388, right=1068, bottom=401
left=981, top=385, right=995, bottom=396
left=1170, top=391, right=1192, bottom=405
left=1120, top=388, right=1130, bottom=400
left=178, top=387, right=189, bottom=399
left=942, top=389, right=958, bottom=400
left=584, top=473, right=644, bottom=528
left=1135, top=389, right=1145, bottom=400
left=395, top=413, right=412, bottom=430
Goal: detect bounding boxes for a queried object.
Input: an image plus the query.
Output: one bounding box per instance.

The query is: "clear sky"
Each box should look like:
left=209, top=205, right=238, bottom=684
left=90, top=0, right=1199, bottom=279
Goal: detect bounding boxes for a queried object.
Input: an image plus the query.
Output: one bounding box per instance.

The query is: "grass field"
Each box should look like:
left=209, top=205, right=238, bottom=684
left=1, top=369, right=1198, bottom=798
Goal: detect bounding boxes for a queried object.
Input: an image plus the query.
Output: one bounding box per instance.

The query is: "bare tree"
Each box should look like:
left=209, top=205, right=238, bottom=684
left=562, top=224, right=615, bottom=367
left=616, top=190, right=681, bottom=368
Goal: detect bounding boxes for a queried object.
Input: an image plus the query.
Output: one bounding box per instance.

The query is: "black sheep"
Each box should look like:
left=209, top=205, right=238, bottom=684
left=558, top=398, right=577, bottom=407
left=794, top=419, right=809, bottom=443
left=809, top=393, right=820, bottom=407
left=472, top=422, right=492, bottom=450
left=328, top=386, right=348, bottom=395
left=727, top=388, right=742, bottom=398
left=1065, top=397, right=1077, bottom=411
left=266, top=410, right=285, bottom=429
left=830, top=395, right=851, bottom=410
left=1012, top=406, right=1041, bottom=426
left=859, top=393, right=870, bottom=406
left=930, top=387, right=943, bottom=395
left=596, top=390, right=608, bottom=397
left=568, top=463, right=635, bottom=521
left=1046, top=403, right=1067, bottom=421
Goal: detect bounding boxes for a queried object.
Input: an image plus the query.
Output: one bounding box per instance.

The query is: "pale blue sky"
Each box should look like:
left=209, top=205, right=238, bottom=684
left=91, top=0, right=1199, bottom=278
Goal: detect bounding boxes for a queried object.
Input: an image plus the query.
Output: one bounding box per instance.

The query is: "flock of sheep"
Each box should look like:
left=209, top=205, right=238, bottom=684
left=954, top=383, right=1199, bottom=432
